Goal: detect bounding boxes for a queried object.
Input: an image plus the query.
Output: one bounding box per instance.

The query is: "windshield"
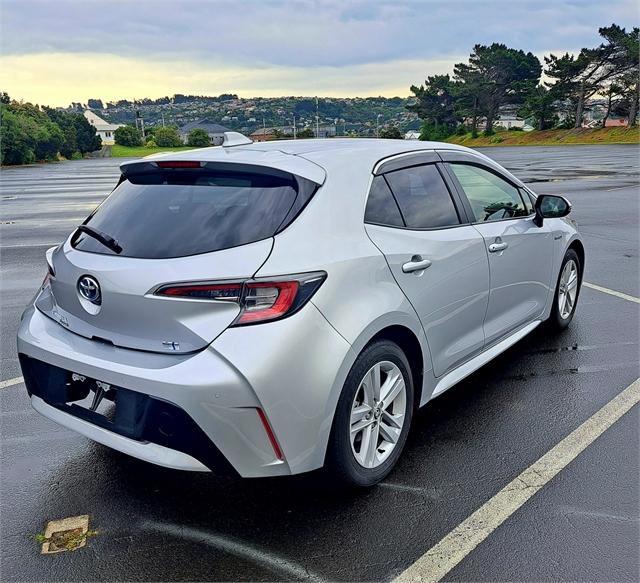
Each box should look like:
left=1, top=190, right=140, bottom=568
left=73, top=169, right=310, bottom=259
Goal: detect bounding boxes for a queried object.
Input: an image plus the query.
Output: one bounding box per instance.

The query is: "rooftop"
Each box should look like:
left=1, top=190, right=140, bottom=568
left=179, top=119, right=231, bottom=133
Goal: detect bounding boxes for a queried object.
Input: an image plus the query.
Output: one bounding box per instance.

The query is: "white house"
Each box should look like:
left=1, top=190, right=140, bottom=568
left=83, top=110, right=124, bottom=145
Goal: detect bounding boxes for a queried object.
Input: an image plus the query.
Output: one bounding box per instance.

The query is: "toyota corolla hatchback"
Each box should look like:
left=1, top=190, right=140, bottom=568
left=18, top=135, right=584, bottom=486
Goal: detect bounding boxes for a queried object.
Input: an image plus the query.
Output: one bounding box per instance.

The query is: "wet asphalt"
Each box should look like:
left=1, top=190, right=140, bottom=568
left=0, top=144, right=638, bottom=582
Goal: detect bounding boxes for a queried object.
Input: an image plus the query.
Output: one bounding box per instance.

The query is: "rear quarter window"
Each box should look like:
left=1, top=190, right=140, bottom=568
left=73, top=169, right=316, bottom=259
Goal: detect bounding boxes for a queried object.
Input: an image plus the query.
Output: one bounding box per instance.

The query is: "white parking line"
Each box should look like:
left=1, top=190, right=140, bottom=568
left=0, top=376, right=23, bottom=389
left=394, top=378, right=640, bottom=583
left=584, top=282, right=640, bottom=304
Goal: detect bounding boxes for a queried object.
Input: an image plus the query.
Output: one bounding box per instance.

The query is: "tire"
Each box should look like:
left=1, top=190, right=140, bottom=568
left=325, top=339, right=414, bottom=487
left=547, top=248, right=581, bottom=331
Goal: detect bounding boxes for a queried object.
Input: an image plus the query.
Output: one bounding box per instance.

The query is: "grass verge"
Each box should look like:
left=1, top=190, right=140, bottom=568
left=111, top=144, right=196, bottom=157
left=445, top=126, right=640, bottom=147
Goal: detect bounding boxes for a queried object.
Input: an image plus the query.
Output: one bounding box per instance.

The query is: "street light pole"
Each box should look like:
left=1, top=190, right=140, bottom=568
left=376, top=114, right=383, bottom=138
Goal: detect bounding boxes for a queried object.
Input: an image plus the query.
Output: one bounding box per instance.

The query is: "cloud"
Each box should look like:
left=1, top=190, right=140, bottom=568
left=2, top=0, right=637, bottom=67
left=1, top=0, right=637, bottom=103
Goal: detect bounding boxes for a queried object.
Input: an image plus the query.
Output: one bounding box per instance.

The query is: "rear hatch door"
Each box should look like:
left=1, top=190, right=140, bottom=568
left=37, top=161, right=321, bottom=353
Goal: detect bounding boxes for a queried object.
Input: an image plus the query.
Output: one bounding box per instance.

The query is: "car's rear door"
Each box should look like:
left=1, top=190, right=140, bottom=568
left=364, top=154, right=489, bottom=378
left=440, top=153, right=554, bottom=346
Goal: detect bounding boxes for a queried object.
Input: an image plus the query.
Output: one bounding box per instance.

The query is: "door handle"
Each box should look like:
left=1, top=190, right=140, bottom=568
left=488, top=242, right=508, bottom=253
left=402, top=255, right=432, bottom=273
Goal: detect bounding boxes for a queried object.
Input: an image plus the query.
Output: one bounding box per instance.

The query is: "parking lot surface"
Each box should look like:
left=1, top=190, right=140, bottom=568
left=1, top=144, right=638, bottom=582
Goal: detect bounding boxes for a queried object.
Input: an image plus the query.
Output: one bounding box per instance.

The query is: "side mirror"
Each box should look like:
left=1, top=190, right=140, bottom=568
left=533, top=194, right=572, bottom=227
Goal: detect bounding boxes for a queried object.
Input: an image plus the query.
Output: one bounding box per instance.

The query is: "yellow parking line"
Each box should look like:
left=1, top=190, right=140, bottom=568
left=584, top=282, right=640, bottom=304
left=0, top=376, right=24, bottom=389
left=394, top=378, right=640, bottom=582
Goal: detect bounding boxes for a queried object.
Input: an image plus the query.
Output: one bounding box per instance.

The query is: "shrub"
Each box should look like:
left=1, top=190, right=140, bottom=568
left=145, top=139, right=158, bottom=148
left=187, top=128, right=211, bottom=147
left=154, top=126, right=183, bottom=147
left=115, top=125, right=143, bottom=147
left=419, top=122, right=454, bottom=141
left=379, top=126, right=403, bottom=139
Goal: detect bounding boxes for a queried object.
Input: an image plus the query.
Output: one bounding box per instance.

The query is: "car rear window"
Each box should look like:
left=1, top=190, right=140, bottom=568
left=72, top=168, right=316, bottom=259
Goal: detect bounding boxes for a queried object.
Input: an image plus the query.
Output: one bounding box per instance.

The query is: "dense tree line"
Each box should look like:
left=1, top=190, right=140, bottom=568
left=1, top=94, right=101, bottom=165
left=408, top=24, right=639, bottom=139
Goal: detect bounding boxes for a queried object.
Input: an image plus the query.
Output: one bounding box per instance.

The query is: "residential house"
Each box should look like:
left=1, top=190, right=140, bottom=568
left=178, top=120, right=232, bottom=145
left=83, top=110, right=124, bottom=145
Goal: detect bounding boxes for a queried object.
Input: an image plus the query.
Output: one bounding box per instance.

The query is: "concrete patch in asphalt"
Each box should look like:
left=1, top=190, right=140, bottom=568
left=39, top=514, right=91, bottom=554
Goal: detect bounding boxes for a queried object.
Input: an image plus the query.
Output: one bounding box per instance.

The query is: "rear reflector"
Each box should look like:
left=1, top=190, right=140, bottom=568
left=155, top=161, right=203, bottom=169
left=154, top=272, right=326, bottom=326
left=256, top=408, right=284, bottom=461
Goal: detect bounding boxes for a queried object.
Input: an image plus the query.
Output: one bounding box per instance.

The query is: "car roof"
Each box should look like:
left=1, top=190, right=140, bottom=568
left=122, top=138, right=484, bottom=185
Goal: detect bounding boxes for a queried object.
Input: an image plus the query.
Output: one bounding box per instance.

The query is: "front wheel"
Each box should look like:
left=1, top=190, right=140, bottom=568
left=325, top=340, right=414, bottom=487
left=547, top=248, right=581, bottom=331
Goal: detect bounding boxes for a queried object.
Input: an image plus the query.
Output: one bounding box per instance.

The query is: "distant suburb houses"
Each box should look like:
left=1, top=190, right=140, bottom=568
left=83, top=110, right=124, bottom=145
left=178, top=119, right=231, bottom=145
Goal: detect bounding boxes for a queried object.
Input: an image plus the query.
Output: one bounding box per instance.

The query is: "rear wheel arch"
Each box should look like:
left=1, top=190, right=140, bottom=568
left=364, top=325, right=424, bottom=410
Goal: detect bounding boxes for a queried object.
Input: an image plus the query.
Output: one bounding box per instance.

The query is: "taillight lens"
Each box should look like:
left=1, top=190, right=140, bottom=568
left=158, top=283, right=242, bottom=301
left=155, top=272, right=326, bottom=326
left=42, top=246, right=57, bottom=287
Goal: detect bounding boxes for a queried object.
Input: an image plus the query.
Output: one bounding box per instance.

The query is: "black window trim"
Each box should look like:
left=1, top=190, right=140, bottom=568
left=441, top=159, right=534, bottom=226
left=364, top=160, right=472, bottom=232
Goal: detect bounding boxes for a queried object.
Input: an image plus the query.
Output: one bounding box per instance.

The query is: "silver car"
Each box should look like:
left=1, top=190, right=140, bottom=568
left=18, top=135, right=584, bottom=487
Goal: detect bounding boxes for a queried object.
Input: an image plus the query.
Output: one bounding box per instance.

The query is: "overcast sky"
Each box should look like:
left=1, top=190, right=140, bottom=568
left=1, top=0, right=637, bottom=106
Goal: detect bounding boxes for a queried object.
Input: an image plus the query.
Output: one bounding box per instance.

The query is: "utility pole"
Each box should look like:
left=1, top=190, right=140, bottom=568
left=293, top=114, right=297, bottom=139
left=376, top=113, right=382, bottom=138
left=315, top=96, right=319, bottom=138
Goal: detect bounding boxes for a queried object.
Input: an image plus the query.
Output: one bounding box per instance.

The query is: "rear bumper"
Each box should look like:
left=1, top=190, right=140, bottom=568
left=17, top=304, right=353, bottom=477
left=31, top=395, right=208, bottom=472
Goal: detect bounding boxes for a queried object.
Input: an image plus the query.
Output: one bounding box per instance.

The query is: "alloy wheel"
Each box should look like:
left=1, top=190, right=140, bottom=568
left=558, top=259, right=579, bottom=319
left=350, top=361, right=407, bottom=469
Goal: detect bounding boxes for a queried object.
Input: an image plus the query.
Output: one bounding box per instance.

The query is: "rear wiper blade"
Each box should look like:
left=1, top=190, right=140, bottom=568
left=77, top=225, right=123, bottom=254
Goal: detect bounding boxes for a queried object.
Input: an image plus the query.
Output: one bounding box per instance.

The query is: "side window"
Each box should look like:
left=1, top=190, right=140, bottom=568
left=450, top=163, right=528, bottom=222
left=384, top=164, right=460, bottom=229
left=364, top=175, right=404, bottom=227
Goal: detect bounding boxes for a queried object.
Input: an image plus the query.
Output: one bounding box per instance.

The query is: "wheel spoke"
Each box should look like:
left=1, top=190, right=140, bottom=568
left=363, top=423, right=380, bottom=467
left=565, top=292, right=573, bottom=312
left=351, top=403, right=371, bottom=425
left=363, top=364, right=381, bottom=402
left=560, top=292, right=567, bottom=316
left=379, top=418, right=401, bottom=444
left=380, top=372, right=404, bottom=405
left=382, top=409, right=404, bottom=429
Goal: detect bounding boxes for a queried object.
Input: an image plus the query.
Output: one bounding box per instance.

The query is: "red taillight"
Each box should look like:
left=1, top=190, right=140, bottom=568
left=157, top=283, right=241, bottom=301
left=235, top=281, right=299, bottom=324
left=256, top=408, right=284, bottom=461
left=155, top=272, right=326, bottom=326
left=156, top=161, right=202, bottom=169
